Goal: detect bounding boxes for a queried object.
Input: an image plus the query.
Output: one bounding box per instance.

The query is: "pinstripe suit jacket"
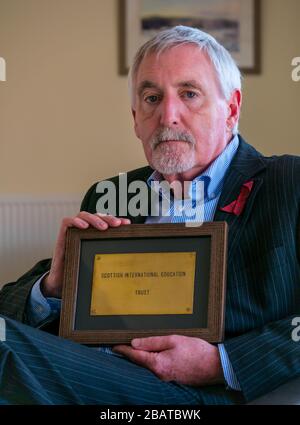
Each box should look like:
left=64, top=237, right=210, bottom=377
left=0, top=136, right=299, bottom=402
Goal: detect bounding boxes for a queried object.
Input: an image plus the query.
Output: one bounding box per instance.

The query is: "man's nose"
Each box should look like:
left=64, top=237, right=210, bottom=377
left=158, top=97, right=181, bottom=127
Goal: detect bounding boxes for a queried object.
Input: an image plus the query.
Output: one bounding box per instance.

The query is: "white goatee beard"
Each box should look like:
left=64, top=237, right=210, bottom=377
left=149, top=127, right=196, bottom=175
left=151, top=143, right=196, bottom=175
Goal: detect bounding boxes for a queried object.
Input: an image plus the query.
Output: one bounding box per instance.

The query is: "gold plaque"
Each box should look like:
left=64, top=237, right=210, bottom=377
left=90, top=252, right=196, bottom=316
left=59, top=223, right=228, bottom=344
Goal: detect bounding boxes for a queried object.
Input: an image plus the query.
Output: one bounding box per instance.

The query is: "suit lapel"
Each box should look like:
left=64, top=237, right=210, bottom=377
left=123, top=187, right=149, bottom=224
left=119, top=168, right=152, bottom=224
left=214, top=137, right=266, bottom=262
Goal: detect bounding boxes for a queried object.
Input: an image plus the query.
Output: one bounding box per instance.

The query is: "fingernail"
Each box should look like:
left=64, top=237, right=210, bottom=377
left=132, top=339, right=140, bottom=348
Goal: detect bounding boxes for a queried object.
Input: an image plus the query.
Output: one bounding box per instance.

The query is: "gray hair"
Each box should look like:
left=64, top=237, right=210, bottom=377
left=129, top=25, right=241, bottom=134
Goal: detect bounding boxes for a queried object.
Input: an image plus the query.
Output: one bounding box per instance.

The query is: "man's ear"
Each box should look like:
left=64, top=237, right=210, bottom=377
left=226, top=89, right=242, bottom=131
left=131, top=108, right=140, bottom=138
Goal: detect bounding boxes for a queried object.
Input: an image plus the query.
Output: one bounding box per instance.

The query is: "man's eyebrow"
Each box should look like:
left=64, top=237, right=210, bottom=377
left=177, top=80, right=203, bottom=91
left=137, top=80, right=161, bottom=97
left=137, top=79, right=203, bottom=97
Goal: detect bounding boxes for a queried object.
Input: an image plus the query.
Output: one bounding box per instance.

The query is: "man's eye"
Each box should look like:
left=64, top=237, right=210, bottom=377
left=184, top=91, right=197, bottom=99
left=145, top=95, right=159, bottom=104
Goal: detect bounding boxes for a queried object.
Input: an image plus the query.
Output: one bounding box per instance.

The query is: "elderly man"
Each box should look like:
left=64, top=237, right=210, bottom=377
left=0, top=26, right=299, bottom=405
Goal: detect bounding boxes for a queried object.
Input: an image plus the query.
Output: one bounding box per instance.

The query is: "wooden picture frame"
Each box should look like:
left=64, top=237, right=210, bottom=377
left=59, top=222, right=228, bottom=344
left=119, top=0, right=260, bottom=75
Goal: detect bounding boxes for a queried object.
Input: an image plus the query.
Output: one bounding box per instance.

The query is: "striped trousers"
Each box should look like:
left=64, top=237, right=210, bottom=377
left=0, top=316, right=243, bottom=405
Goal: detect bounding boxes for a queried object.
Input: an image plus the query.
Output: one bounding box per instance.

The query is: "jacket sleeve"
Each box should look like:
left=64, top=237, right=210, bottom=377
left=0, top=259, right=52, bottom=323
left=225, top=206, right=300, bottom=402
left=224, top=313, right=300, bottom=402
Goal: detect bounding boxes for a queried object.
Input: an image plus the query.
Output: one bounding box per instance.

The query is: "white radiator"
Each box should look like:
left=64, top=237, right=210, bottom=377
left=0, top=196, right=81, bottom=286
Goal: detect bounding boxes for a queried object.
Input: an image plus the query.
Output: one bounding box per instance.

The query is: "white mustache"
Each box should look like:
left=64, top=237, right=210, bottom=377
left=150, top=127, right=195, bottom=149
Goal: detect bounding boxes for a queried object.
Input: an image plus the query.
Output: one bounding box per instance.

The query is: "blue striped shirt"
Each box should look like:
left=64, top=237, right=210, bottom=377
left=146, top=135, right=239, bottom=224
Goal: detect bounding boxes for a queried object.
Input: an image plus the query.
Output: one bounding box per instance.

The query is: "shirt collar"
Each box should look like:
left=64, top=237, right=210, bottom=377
left=147, top=134, right=239, bottom=201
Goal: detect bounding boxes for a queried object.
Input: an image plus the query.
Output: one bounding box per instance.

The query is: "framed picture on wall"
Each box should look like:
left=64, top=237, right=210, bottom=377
left=119, top=0, right=260, bottom=75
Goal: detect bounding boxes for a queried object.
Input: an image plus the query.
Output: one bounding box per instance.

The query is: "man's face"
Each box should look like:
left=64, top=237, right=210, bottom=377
left=132, top=44, right=241, bottom=180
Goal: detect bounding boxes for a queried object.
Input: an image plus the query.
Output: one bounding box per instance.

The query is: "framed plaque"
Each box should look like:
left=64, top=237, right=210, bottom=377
left=59, top=222, right=228, bottom=344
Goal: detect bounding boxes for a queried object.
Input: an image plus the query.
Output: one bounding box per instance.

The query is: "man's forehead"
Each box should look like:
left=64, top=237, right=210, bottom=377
left=135, top=45, right=213, bottom=85
left=140, top=44, right=209, bottom=66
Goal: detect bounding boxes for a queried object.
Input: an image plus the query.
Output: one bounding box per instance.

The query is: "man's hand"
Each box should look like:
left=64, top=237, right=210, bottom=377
left=113, top=335, right=225, bottom=386
left=41, top=212, right=131, bottom=298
